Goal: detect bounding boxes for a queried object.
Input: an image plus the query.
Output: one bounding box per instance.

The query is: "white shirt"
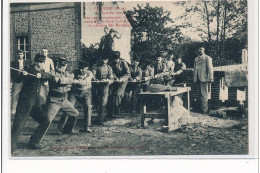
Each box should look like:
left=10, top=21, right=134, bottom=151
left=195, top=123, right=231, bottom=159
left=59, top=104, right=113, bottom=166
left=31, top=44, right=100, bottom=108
left=39, top=57, right=55, bottom=85
left=18, top=59, right=24, bottom=70
left=39, top=57, right=55, bottom=73
left=165, top=60, right=175, bottom=71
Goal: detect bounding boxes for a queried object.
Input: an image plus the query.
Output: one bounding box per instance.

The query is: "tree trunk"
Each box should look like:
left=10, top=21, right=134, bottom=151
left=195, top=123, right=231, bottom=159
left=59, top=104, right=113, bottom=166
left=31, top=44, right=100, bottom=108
left=216, top=0, right=220, bottom=51
left=222, top=0, right=227, bottom=53
left=204, top=2, right=211, bottom=45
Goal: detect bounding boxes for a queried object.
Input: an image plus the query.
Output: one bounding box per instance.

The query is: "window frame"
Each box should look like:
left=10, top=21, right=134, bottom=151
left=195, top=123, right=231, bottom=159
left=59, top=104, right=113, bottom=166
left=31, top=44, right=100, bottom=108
left=16, top=35, right=29, bottom=60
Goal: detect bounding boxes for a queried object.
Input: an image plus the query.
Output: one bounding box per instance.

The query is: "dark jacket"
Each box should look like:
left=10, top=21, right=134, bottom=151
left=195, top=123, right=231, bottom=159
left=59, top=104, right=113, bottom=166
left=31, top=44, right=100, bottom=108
left=95, top=64, right=114, bottom=81
left=111, top=59, right=130, bottom=81
left=17, top=63, right=50, bottom=105
left=130, top=66, right=142, bottom=81
left=48, top=70, right=75, bottom=98
left=11, top=59, right=31, bottom=83
left=142, top=66, right=154, bottom=78
left=174, top=62, right=186, bottom=74
left=174, top=62, right=186, bottom=84
left=154, top=62, right=166, bottom=75
left=70, top=69, right=93, bottom=95
left=99, top=34, right=114, bottom=52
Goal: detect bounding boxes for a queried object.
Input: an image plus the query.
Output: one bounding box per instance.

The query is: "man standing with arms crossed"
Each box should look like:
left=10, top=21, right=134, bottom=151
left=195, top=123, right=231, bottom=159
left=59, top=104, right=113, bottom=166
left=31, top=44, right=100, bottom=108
left=193, top=47, right=214, bottom=114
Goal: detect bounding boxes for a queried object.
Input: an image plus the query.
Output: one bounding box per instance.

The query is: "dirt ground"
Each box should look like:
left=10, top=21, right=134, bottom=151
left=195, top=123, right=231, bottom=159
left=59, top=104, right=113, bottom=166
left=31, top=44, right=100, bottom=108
left=11, top=107, right=248, bottom=157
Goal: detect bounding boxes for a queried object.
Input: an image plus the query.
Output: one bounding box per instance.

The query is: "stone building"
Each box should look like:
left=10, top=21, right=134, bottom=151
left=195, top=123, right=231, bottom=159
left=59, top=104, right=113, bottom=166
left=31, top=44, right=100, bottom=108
left=10, top=2, right=82, bottom=62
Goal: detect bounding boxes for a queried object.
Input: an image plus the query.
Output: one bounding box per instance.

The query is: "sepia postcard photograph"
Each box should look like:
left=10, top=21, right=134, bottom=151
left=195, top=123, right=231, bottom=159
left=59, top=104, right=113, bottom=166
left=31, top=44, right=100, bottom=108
left=1, top=0, right=259, bottom=172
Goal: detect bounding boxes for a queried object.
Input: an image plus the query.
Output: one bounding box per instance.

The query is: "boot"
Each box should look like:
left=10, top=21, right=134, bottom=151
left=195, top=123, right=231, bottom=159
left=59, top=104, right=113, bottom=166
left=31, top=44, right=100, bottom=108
left=63, top=116, right=78, bottom=134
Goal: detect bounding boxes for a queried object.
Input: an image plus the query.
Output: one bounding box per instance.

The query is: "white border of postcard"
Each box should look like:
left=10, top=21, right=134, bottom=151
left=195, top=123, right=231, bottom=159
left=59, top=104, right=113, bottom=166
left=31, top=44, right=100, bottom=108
left=2, top=0, right=259, bottom=173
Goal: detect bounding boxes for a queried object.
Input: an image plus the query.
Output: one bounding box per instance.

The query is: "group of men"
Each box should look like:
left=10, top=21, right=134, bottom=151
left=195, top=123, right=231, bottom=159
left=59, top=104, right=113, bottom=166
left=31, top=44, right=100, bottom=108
left=10, top=46, right=213, bottom=152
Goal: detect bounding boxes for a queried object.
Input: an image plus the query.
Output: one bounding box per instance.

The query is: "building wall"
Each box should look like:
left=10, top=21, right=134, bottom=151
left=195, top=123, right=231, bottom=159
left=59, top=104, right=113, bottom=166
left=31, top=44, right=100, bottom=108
left=10, top=2, right=81, bottom=63
left=10, top=11, right=30, bottom=61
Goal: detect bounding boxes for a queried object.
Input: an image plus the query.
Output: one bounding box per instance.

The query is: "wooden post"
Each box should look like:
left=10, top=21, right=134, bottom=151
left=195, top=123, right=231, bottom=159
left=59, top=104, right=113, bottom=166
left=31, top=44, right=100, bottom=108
left=141, top=96, right=146, bottom=128
left=187, top=90, right=190, bottom=113
left=165, top=94, right=170, bottom=132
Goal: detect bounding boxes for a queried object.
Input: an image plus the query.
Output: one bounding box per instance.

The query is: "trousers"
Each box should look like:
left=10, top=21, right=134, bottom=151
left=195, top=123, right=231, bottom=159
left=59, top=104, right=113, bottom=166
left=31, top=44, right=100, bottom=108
left=197, top=81, right=209, bottom=113
left=29, top=96, right=79, bottom=145
left=93, top=84, right=110, bottom=122
left=11, top=92, right=37, bottom=152
left=58, top=89, right=92, bottom=132
left=125, top=83, right=141, bottom=112
left=107, top=81, right=127, bottom=116
left=30, top=85, right=49, bottom=123
left=11, top=82, right=45, bottom=152
left=11, top=82, right=23, bottom=113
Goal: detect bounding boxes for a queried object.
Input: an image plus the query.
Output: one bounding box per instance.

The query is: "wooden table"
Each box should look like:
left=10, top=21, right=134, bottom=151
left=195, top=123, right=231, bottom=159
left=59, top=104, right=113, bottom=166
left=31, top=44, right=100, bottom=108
left=139, top=87, right=191, bottom=131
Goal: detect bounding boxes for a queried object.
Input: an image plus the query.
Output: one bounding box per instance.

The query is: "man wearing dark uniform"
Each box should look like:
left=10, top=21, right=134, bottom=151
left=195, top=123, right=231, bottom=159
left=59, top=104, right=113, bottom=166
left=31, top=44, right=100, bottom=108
left=141, top=60, right=154, bottom=92
left=107, top=51, right=130, bottom=117
left=10, top=50, right=31, bottom=114
left=11, top=60, right=45, bottom=153
left=58, top=61, right=93, bottom=134
left=153, top=56, right=166, bottom=85
left=173, top=57, right=186, bottom=85
left=28, top=57, right=79, bottom=149
left=126, top=58, right=142, bottom=113
left=92, top=56, right=114, bottom=125
left=193, top=47, right=214, bottom=114
left=164, top=53, right=175, bottom=86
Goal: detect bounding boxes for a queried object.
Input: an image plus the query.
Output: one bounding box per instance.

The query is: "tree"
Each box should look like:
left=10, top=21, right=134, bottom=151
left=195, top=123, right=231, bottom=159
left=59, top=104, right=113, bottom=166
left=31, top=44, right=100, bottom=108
left=175, top=0, right=247, bottom=66
left=126, top=3, right=182, bottom=65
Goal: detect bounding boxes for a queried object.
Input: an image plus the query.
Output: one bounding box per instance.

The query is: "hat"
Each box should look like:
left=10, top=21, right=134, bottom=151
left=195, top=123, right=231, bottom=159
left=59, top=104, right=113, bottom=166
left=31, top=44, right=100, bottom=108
left=59, top=57, right=68, bottom=66
left=35, top=53, right=43, bottom=62
left=109, top=29, right=117, bottom=34
left=114, top=51, right=120, bottom=59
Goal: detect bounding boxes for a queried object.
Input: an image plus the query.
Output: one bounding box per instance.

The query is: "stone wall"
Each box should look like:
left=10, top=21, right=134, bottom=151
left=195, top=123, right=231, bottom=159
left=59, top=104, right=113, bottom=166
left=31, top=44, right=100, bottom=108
left=10, top=3, right=81, bottom=63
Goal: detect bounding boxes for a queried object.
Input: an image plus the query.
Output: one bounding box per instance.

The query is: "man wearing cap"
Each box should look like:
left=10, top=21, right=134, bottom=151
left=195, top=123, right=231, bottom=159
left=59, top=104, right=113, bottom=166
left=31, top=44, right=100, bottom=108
left=126, top=58, right=142, bottom=113
left=10, top=50, right=31, bottom=114
left=153, top=56, right=166, bottom=84
left=57, top=61, right=93, bottom=134
left=141, top=60, right=154, bottom=92
left=107, top=51, right=130, bottom=117
left=29, top=48, right=55, bottom=122
left=165, top=53, right=175, bottom=71
left=173, top=56, right=186, bottom=85
left=11, top=59, right=49, bottom=152
left=28, top=57, right=79, bottom=149
left=194, top=47, right=214, bottom=114
left=92, top=56, right=114, bottom=125
left=164, top=53, right=175, bottom=86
